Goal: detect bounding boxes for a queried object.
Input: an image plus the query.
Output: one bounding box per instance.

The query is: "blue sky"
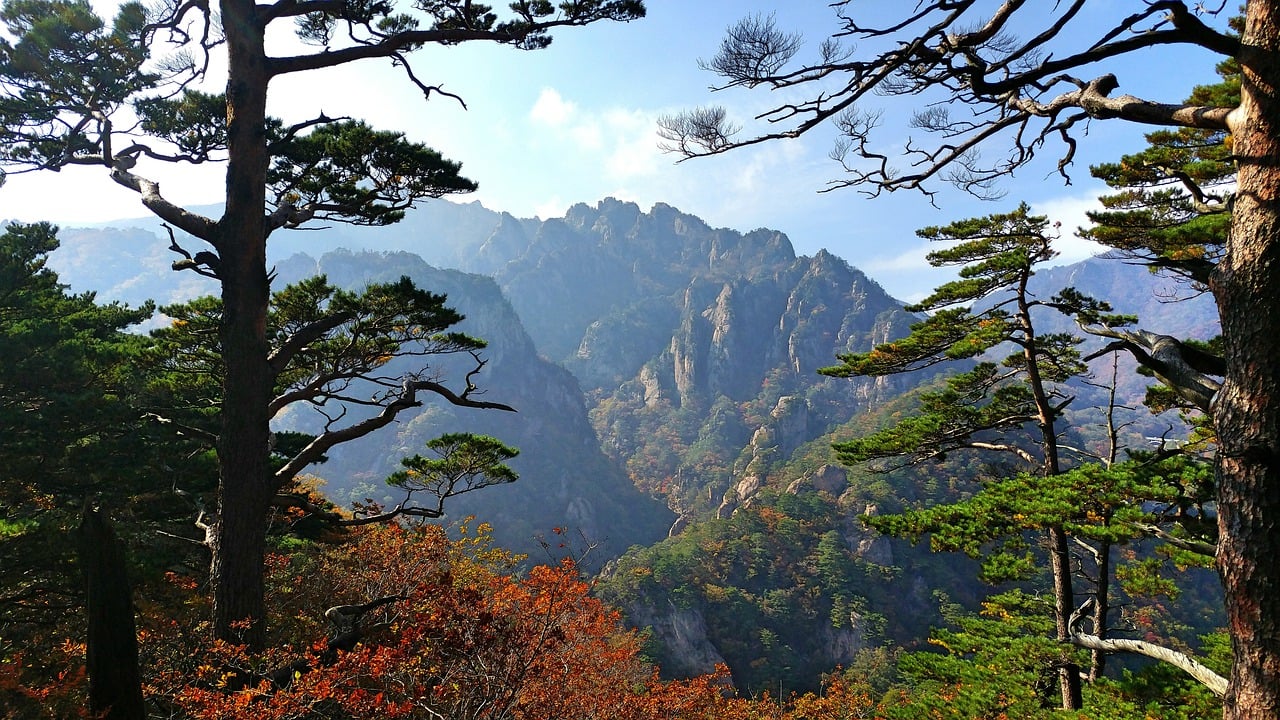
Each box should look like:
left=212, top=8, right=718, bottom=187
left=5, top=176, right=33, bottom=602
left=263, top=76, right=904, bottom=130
left=0, top=1, right=1230, bottom=301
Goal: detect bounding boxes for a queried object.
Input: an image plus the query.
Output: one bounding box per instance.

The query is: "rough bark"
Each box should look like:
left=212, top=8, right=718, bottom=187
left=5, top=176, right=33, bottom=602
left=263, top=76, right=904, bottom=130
left=1213, top=4, right=1280, bottom=717
left=1071, top=632, right=1228, bottom=697
left=77, top=505, right=145, bottom=720
left=1213, top=4, right=1280, bottom=712
left=209, top=0, right=274, bottom=648
left=1019, top=269, right=1082, bottom=710
left=1090, top=539, right=1111, bottom=682
left=1046, top=526, right=1083, bottom=709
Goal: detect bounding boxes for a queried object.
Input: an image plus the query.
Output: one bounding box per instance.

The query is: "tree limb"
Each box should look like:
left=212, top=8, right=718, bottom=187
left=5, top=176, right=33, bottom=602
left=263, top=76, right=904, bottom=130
left=266, top=311, right=356, bottom=375
left=273, top=374, right=515, bottom=484
left=1078, top=326, right=1222, bottom=413
left=273, top=492, right=444, bottom=527
left=1069, top=599, right=1227, bottom=696
left=1119, top=520, right=1218, bottom=558
left=108, top=168, right=217, bottom=242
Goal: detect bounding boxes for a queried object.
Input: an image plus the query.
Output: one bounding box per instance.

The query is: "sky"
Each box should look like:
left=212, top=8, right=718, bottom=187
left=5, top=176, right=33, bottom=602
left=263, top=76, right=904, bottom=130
left=0, top=1, right=1231, bottom=301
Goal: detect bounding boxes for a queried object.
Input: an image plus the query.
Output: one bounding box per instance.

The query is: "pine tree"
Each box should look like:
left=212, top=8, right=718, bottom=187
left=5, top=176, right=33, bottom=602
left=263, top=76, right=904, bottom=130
left=0, top=0, right=644, bottom=645
left=662, top=6, right=1280, bottom=714
left=823, top=203, right=1109, bottom=708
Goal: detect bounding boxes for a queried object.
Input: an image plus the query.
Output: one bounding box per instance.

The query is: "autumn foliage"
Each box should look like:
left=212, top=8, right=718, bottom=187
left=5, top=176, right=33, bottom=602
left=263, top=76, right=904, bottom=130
left=6, top=520, right=745, bottom=720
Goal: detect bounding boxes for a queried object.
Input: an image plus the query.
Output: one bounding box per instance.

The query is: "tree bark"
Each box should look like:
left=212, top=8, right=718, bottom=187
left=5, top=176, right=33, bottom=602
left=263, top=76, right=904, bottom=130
left=77, top=505, right=145, bottom=720
left=1018, top=268, right=1083, bottom=710
left=1070, top=632, right=1228, bottom=698
left=1213, top=3, right=1280, bottom=717
left=209, top=0, right=274, bottom=648
left=1047, top=526, right=1083, bottom=709
left=1090, top=539, right=1111, bottom=682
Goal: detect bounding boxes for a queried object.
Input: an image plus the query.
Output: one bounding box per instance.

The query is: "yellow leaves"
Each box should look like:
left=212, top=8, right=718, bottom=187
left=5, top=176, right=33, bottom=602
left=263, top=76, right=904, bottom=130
left=979, top=600, right=1014, bottom=620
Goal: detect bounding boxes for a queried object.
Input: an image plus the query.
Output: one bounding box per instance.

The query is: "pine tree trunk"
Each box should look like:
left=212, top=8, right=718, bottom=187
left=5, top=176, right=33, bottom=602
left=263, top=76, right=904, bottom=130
left=1214, top=2, right=1280, bottom=716
left=1048, top=525, right=1083, bottom=709
left=78, top=505, right=145, bottom=720
left=209, top=0, right=274, bottom=648
left=1090, top=539, right=1111, bottom=682
left=1018, top=275, right=1083, bottom=710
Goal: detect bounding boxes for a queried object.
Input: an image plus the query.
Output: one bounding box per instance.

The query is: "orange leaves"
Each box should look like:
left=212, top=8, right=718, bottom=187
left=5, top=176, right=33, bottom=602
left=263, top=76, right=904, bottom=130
left=14, top=516, right=896, bottom=720
left=784, top=675, right=878, bottom=720
left=141, top=522, right=679, bottom=719
left=0, top=646, right=91, bottom=720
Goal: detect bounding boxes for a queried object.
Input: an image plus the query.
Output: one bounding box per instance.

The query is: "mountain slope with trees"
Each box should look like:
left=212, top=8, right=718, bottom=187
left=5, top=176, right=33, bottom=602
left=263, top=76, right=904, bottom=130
left=40, top=198, right=1225, bottom=699
left=660, top=4, right=1273, bottom=715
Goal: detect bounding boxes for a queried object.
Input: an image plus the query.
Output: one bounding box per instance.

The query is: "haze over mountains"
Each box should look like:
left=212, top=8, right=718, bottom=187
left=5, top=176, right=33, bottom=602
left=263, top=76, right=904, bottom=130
left=41, top=197, right=1220, bottom=688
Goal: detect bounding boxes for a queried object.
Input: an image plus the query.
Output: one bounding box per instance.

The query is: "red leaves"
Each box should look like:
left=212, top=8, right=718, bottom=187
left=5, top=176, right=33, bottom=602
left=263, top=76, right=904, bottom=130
left=13, top=516, right=890, bottom=719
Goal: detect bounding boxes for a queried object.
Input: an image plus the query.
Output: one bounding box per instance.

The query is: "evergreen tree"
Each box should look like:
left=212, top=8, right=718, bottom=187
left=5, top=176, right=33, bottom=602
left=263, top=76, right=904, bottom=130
left=0, top=0, right=645, bottom=646
left=146, top=275, right=520, bottom=537
left=821, top=203, right=1099, bottom=707
left=661, top=5, right=1280, bottom=715
left=0, top=222, right=172, bottom=717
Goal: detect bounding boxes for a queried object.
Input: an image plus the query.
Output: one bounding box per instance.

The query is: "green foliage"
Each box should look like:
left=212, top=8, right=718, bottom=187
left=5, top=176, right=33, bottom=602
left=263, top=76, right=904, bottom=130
left=1084, top=57, right=1239, bottom=286
left=598, top=490, right=885, bottom=693
left=868, top=454, right=1216, bottom=583
left=825, top=203, right=1099, bottom=475
left=0, top=0, right=153, bottom=170
left=880, top=590, right=1072, bottom=720
left=133, top=90, right=230, bottom=159
left=150, top=274, right=482, bottom=429
left=819, top=199, right=1229, bottom=709
left=834, top=362, right=1039, bottom=467
left=0, top=223, right=208, bottom=700
left=0, top=221, right=156, bottom=494
left=387, top=433, right=519, bottom=507
left=267, top=121, right=478, bottom=226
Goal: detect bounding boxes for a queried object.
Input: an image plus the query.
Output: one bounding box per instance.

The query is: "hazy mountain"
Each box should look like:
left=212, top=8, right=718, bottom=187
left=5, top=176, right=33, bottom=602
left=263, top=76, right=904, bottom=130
left=48, top=200, right=926, bottom=527
left=39, top=197, right=1222, bottom=690
left=270, top=249, right=675, bottom=563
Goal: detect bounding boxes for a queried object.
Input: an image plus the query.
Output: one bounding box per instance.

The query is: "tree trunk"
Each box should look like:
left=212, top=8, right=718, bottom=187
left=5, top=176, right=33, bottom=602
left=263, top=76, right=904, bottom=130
left=1214, top=2, right=1280, bottom=717
left=1047, top=525, right=1083, bottom=709
left=77, top=505, right=145, bottom=720
left=1089, top=539, right=1111, bottom=682
left=209, top=0, right=274, bottom=648
left=1018, top=274, right=1083, bottom=710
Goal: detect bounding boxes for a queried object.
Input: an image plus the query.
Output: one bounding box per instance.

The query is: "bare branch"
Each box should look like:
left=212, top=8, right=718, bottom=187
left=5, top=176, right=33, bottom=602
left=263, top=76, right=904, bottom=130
left=273, top=365, right=515, bottom=484
left=108, top=169, right=217, bottom=241
left=1069, top=598, right=1227, bottom=697
left=668, top=2, right=1237, bottom=197
left=1078, top=327, right=1222, bottom=413
left=700, top=14, right=802, bottom=88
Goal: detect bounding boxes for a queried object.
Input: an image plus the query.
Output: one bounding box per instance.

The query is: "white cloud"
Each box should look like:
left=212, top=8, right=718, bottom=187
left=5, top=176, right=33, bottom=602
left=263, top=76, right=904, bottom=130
left=530, top=87, right=576, bottom=127
left=1032, top=193, right=1109, bottom=264
left=533, top=195, right=569, bottom=220
left=527, top=90, right=666, bottom=186
left=572, top=122, right=606, bottom=151
left=862, top=242, right=934, bottom=274
left=603, top=109, right=662, bottom=180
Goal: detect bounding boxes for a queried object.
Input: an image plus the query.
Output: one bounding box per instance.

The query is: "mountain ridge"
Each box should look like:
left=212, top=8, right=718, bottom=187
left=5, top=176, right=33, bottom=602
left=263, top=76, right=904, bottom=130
left=34, top=196, right=1222, bottom=691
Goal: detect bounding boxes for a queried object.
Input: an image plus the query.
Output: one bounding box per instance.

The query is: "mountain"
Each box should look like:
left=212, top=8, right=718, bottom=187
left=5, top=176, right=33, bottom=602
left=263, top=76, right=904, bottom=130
left=50, top=199, right=925, bottom=527
left=269, top=249, right=675, bottom=564
left=41, top=197, right=1222, bottom=692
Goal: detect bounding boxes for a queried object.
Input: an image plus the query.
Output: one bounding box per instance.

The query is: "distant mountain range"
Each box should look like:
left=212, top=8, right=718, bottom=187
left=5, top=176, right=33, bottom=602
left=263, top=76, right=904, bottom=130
left=48, top=199, right=930, bottom=528
left=40, top=197, right=1221, bottom=688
